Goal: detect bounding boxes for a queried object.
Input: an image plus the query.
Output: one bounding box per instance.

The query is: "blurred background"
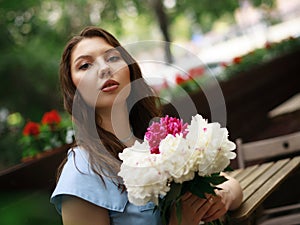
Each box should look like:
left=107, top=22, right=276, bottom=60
left=0, top=0, right=300, bottom=224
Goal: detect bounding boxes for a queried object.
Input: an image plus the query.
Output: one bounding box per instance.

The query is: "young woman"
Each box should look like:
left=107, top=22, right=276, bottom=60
left=50, top=26, right=243, bottom=225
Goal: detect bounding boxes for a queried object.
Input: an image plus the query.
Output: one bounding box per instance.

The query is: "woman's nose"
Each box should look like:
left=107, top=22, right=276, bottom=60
left=98, top=63, right=111, bottom=78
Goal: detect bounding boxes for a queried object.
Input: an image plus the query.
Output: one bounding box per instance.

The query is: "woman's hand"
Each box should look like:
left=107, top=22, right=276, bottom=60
left=201, top=193, right=228, bottom=222
left=168, top=174, right=243, bottom=225
left=169, top=192, right=226, bottom=225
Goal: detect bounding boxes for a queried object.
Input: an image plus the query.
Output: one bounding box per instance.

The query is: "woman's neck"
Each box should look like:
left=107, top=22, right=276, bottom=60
left=96, top=103, right=134, bottom=144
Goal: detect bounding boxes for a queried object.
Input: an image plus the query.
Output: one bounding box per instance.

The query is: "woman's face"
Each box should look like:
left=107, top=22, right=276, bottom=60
left=70, top=37, right=131, bottom=110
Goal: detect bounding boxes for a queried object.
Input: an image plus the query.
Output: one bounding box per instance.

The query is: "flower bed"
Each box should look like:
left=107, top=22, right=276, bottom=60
left=158, top=36, right=300, bottom=101
left=20, top=110, right=74, bottom=161
left=220, top=36, right=300, bottom=80
left=0, top=110, right=74, bottom=189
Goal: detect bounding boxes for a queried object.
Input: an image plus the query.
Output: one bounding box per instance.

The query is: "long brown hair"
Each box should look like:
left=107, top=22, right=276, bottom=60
left=58, top=26, right=161, bottom=184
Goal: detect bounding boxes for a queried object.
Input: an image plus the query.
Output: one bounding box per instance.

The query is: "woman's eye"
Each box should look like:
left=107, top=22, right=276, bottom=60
left=108, top=55, right=121, bottom=62
left=79, top=63, right=91, bottom=70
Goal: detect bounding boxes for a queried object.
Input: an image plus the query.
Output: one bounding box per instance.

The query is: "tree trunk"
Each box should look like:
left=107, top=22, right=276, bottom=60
left=149, top=0, right=173, bottom=63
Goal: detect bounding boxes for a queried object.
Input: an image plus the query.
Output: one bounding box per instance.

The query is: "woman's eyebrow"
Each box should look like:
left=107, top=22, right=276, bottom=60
left=74, top=48, right=119, bottom=63
left=105, top=48, right=119, bottom=54
left=74, top=55, right=91, bottom=64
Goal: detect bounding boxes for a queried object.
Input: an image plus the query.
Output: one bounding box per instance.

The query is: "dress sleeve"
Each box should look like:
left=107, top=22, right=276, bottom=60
left=50, top=147, right=128, bottom=214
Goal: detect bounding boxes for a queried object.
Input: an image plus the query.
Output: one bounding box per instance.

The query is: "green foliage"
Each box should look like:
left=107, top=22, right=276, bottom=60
left=0, top=129, right=23, bottom=170
left=0, top=111, right=24, bottom=170
left=172, top=0, right=240, bottom=33
left=0, top=0, right=64, bottom=120
left=0, top=190, right=62, bottom=225
left=252, top=0, right=276, bottom=8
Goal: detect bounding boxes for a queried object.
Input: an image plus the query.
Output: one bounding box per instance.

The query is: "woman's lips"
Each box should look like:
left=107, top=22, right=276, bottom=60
left=101, top=79, right=120, bottom=92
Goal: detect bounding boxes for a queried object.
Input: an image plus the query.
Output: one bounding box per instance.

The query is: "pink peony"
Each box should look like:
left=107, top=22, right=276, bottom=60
left=145, top=115, right=188, bottom=154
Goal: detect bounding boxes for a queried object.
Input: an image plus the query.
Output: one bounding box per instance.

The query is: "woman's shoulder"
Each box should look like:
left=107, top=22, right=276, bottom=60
left=65, top=146, right=91, bottom=173
left=50, top=146, right=128, bottom=214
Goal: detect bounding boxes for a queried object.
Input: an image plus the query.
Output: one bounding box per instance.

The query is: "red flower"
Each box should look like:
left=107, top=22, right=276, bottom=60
left=265, top=42, right=272, bottom=49
left=175, top=74, right=186, bottom=85
left=220, top=62, right=228, bottom=68
left=162, top=79, right=169, bottom=89
left=188, top=66, right=205, bottom=78
left=41, top=110, right=61, bottom=125
left=23, top=121, right=40, bottom=136
left=233, top=56, right=242, bottom=64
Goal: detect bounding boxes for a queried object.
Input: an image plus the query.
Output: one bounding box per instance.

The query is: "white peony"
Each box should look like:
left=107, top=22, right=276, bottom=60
left=186, top=115, right=236, bottom=176
left=118, top=140, right=170, bottom=205
left=159, top=134, right=196, bottom=183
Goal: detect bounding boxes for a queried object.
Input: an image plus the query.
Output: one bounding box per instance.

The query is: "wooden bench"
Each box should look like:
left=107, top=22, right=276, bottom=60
left=228, top=156, right=300, bottom=224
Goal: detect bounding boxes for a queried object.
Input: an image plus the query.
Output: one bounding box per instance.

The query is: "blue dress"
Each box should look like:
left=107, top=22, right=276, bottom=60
left=50, top=147, right=162, bottom=225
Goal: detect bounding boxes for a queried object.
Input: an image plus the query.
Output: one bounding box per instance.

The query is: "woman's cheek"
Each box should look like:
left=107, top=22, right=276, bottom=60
left=75, top=73, right=100, bottom=107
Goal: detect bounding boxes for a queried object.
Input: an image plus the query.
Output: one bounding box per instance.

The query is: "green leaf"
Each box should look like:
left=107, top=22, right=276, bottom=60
left=22, top=146, right=39, bottom=158
left=190, top=180, right=214, bottom=198
left=224, top=165, right=233, bottom=172
left=159, top=182, right=182, bottom=225
left=175, top=200, right=182, bottom=225
left=203, top=175, right=228, bottom=185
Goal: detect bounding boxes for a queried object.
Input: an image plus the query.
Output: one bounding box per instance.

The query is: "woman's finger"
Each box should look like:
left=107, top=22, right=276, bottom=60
left=202, top=207, right=227, bottom=222
left=181, top=192, right=192, bottom=201
left=182, top=193, right=204, bottom=208
left=204, top=196, right=223, bottom=215
left=202, top=197, right=227, bottom=222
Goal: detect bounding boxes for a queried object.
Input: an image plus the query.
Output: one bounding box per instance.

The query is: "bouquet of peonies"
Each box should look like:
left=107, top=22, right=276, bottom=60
left=118, top=114, right=236, bottom=225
